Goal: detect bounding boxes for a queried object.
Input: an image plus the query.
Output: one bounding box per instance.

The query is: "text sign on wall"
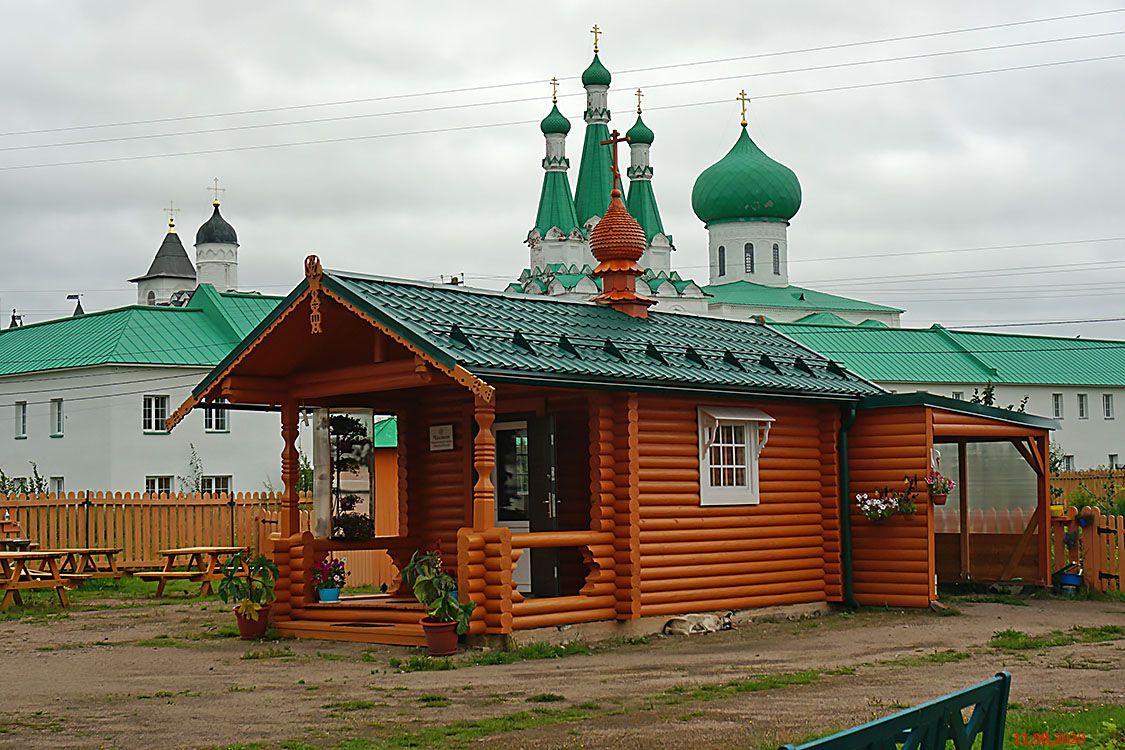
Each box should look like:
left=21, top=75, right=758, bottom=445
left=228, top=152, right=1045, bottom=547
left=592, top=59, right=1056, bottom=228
left=429, top=424, right=454, bottom=452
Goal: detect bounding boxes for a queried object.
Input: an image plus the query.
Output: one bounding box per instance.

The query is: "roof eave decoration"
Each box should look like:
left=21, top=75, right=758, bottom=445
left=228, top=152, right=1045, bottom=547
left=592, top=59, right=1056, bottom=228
left=164, top=258, right=494, bottom=432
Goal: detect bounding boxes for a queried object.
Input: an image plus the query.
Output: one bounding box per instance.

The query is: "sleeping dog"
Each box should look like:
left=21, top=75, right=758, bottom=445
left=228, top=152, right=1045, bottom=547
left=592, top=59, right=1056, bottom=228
left=661, top=611, right=735, bottom=635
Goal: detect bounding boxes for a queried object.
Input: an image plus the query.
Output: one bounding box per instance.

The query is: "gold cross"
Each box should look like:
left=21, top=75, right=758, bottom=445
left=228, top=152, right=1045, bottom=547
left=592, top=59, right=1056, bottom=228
left=550, top=76, right=559, bottom=104
left=162, top=200, right=180, bottom=229
left=737, top=89, right=751, bottom=127
left=208, top=177, right=225, bottom=205
left=635, top=87, right=644, bottom=114
left=591, top=23, right=601, bottom=53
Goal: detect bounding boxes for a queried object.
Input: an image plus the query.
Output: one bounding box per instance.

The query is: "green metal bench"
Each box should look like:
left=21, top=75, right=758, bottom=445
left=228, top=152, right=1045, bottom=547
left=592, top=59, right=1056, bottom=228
left=781, top=672, right=1011, bottom=750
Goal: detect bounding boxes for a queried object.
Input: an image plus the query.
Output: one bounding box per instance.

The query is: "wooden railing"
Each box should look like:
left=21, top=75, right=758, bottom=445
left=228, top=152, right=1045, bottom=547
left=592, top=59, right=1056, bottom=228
left=508, top=529, right=616, bottom=630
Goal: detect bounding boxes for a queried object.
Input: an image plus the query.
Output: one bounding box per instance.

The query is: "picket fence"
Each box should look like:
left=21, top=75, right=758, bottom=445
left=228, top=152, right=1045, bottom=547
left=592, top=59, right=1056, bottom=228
left=1052, top=469, right=1125, bottom=504
left=0, top=492, right=394, bottom=588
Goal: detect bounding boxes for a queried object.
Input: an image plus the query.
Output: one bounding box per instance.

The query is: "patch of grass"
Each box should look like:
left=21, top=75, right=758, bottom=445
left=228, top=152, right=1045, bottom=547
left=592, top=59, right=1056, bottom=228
left=417, top=694, right=450, bottom=708
left=388, top=655, right=456, bottom=672
left=323, top=700, right=375, bottom=713
left=526, top=693, right=565, bottom=703
left=340, top=707, right=597, bottom=749
left=947, top=594, right=1029, bottom=607
left=132, top=634, right=199, bottom=649
left=241, top=646, right=294, bottom=660
left=280, top=742, right=318, bottom=750
left=315, top=651, right=345, bottom=661
left=575, top=702, right=600, bottom=710
left=1006, top=703, right=1124, bottom=745
left=990, top=625, right=1124, bottom=651
left=1071, top=624, right=1125, bottom=642
left=0, top=711, right=65, bottom=734
left=883, top=649, right=973, bottom=667
left=388, top=640, right=593, bottom=672
left=663, top=670, right=821, bottom=705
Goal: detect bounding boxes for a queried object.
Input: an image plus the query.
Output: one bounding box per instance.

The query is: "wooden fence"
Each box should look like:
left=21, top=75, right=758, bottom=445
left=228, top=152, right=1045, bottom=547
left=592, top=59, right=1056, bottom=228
left=1052, top=507, right=1124, bottom=594
left=1052, top=469, right=1125, bottom=504
left=0, top=492, right=394, bottom=588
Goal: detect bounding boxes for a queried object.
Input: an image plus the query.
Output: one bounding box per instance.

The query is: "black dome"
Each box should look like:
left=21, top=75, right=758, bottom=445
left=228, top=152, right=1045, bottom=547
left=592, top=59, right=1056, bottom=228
left=195, top=204, right=238, bottom=245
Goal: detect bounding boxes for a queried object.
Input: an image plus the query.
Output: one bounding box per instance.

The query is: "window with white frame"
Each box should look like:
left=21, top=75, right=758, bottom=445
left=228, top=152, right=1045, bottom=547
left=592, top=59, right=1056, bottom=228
left=145, top=475, right=173, bottom=494
left=14, top=401, right=27, bottom=438
left=49, top=476, right=64, bottom=494
left=201, top=475, right=232, bottom=495
left=204, top=399, right=229, bottom=432
left=1052, top=393, right=1064, bottom=419
left=143, top=395, right=169, bottom=432
left=1078, top=393, right=1089, bottom=419
left=1103, top=394, right=1115, bottom=420
left=1062, top=455, right=1075, bottom=472
left=697, top=406, right=773, bottom=505
left=772, top=244, right=781, bottom=275
left=951, top=391, right=964, bottom=401
left=49, top=398, right=64, bottom=436
left=744, top=243, right=754, bottom=273
left=1109, top=453, right=1119, bottom=470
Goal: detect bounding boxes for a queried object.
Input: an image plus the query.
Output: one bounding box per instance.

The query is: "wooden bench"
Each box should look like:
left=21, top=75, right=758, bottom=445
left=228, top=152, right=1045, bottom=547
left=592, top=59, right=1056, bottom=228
left=781, top=672, right=1011, bottom=750
left=0, top=551, right=69, bottom=610
left=137, top=546, right=247, bottom=597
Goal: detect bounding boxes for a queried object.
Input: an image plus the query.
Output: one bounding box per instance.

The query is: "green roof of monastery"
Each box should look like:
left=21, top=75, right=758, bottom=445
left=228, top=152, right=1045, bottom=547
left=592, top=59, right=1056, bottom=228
left=573, top=122, right=613, bottom=227
left=581, top=53, right=611, bottom=86
left=373, top=417, right=398, bottom=448
left=692, top=126, right=802, bottom=224
left=0, top=284, right=282, bottom=376
left=198, top=273, right=883, bottom=401
left=704, top=280, right=903, bottom=313
left=773, top=322, right=1125, bottom=387
left=533, top=171, right=581, bottom=236
left=539, top=104, right=571, bottom=135
left=625, top=178, right=666, bottom=244
left=625, top=115, right=654, bottom=145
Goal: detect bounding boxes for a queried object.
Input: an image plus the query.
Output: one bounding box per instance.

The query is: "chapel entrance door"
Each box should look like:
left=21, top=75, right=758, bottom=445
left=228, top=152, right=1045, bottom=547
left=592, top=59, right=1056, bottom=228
left=494, top=417, right=559, bottom=596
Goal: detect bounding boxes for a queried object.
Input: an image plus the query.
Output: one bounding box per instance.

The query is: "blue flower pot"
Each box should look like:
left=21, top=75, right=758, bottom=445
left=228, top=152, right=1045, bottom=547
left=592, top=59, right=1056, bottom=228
left=1059, top=572, right=1082, bottom=588
left=318, top=587, right=341, bottom=603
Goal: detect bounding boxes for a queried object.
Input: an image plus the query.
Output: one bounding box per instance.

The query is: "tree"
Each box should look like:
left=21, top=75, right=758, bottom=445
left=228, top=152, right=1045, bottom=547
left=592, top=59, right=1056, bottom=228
left=329, top=414, right=370, bottom=517
left=970, top=382, right=1028, bottom=412
left=0, top=462, right=49, bottom=494
left=177, top=443, right=203, bottom=493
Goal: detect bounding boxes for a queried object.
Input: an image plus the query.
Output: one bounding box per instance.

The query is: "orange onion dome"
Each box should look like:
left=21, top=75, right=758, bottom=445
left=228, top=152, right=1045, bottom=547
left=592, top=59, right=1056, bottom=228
left=590, top=187, right=646, bottom=266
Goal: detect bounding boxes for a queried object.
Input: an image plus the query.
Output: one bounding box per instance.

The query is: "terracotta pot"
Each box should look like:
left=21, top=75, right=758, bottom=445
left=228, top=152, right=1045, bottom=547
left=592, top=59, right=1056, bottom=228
left=930, top=493, right=948, bottom=506
left=234, top=604, right=271, bottom=640
left=420, top=617, right=459, bottom=656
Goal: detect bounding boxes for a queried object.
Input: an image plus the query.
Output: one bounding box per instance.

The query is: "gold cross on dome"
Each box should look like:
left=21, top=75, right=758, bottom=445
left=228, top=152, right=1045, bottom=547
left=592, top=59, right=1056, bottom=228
left=737, top=89, right=751, bottom=127
left=635, top=87, right=643, bottom=114
left=590, top=24, right=601, bottom=53
left=208, top=177, right=225, bottom=205
left=550, top=76, right=559, bottom=104
left=162, top=200, right=180, bottom=229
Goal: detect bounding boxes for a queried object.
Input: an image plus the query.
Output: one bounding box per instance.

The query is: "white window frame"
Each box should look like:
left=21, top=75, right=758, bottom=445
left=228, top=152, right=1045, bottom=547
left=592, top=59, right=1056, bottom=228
left=145, top=475, right=173, bottom=495
left=1103, top=394, right=1115, bottom=420
left=143, top=395, right=170, bottom=433
left=1109, top=454, right=1119, bottom=470
left=49, top=476, right=64, bottom=494
left=697, top=406, right=773, bottom=506
left=1062, top=455, right=1075, bottom=472
left=1077, top=393, right=1089, bottom=420
left=1051, top=393, right=1064, bottom=420
left=201, top=475, right=232, bottom=495
left=204, top=399, right=230, bottom=433
left=951, top=391, right=964, bottom=401
left=49, top=398, right=64, bottom=436
left=14, top=401, right=27, bottom=438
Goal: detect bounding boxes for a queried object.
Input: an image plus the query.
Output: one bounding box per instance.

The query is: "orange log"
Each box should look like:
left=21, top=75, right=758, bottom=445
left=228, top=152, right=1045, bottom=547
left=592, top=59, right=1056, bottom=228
left=640, top=535, right=823, bottom=555
left=639, top=513, right=822, bottom=531
left=641, top=567, right=822, bottom=593
left=642, top=579, right=822, bottom=604
left=643, top=546, right=821, bottom=568
left=643, top=556, right=823, bottom=581
left=640, top=590, right=821, bottom=616
left=512, top=594, right=617, bottom=617
left=641, top=525, right=822, bottom=543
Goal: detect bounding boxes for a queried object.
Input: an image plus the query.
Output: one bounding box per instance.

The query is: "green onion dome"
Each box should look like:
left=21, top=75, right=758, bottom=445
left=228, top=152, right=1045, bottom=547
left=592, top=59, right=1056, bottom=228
left=691, top=126, right=802, bottom=224
left=625, top=115, right=654, bottom=145
left=581, top=53, right=611, bottom=86
left=540, top=104, right=571, bottom=135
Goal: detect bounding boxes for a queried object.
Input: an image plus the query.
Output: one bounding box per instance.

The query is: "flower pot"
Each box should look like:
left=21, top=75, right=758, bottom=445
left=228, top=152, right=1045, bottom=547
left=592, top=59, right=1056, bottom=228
left=233, top=604, right=271, bottom=640
left=318, top=587, right=341, bottom=603
left=420, top=617, right=459, bottom=656
left=930, top=493, right=948, bottom=506
left=1049, top=504, right=1065, bottom=518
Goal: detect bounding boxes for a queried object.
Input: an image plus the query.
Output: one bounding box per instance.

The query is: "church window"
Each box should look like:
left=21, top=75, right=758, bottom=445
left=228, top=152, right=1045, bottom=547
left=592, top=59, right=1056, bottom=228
left=697, top=406, right=773, bottom=506
left=205, top=399, right=229, bottom=433
left=49, top=399, right=64, bottom=437
left=146, top=291, right=156, bottom=306
left=143, top=395, right=170, bottom=433
left=772, top=244, right=781, bottom=275
left=744, top=243, right=755, bottom=273
left=14, top=401, right=27, bottom=438
left=717, top=245, right=726, bottom=276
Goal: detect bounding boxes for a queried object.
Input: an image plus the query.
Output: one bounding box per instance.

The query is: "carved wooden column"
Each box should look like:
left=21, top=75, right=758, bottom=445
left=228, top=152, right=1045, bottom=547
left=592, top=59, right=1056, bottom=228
left=471, top=393, right=496, bottom=531
left=280, top=399, right=301, bottom=537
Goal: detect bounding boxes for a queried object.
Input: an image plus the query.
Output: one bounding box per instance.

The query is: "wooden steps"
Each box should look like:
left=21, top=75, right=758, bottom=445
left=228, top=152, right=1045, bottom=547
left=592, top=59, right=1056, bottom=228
left=275, top=618, right=425, bottom=646
left=277, top=596, right=427, bottom=645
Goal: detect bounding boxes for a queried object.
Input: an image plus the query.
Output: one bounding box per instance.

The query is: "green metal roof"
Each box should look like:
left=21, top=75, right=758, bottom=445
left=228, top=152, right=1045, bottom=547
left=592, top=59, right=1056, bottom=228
left=196, top=273, right=883, bottom=402
left=0, top=284, right=283, bottom=376
left=533, top=170, right=581, bottom=237
left=774, top=322, right=1125, bottom=387
left=860, top=392, right=1058, bottom=431
left=540, top=104, right=571, bottom=135
left=691, top=126, right=802, bottom=225
left=795, top=312, right=852, bottom=326
left=373, top=417, right=398, bottom=448
left=625, top=178, right=666, bottom=244
left=704, top=281, right=903, bottom=314
left=581, top=53, right=611, bottom=86
left=573, top=122, right=613, bottom=227
left=625, top=114, right=654, bottom=145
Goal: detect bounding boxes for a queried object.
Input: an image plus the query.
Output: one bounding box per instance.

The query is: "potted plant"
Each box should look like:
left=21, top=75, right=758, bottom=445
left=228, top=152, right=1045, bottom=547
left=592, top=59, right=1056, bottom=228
left=217, top=551, right=279, bottom=640
left=923, top=470, right=956, bottom=506
left=401, top=549, right=475, bottom=656
left=854, top=490, right=917, bottom=523
left=310, top=556, right=347, bottom=603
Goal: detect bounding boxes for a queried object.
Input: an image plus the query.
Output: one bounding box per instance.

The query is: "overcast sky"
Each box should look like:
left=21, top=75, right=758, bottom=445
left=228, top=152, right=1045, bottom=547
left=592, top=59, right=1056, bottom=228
left=1, top=2, right=1123, bottom=339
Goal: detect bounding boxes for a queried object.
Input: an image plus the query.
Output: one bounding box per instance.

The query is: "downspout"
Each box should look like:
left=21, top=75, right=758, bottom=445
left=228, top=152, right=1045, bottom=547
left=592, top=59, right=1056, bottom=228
left=839, top=403, right=859, bottom=609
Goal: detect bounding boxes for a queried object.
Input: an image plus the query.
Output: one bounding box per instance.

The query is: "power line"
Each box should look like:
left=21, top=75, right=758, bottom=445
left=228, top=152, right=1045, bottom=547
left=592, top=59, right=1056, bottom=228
left=6, top=30, right=1122, bottom=154
left=951, top=316, right=1125, bottom=329
left=3, top=51, right=1124, bottom=172
left=4, top=7, right=1120, bottom=139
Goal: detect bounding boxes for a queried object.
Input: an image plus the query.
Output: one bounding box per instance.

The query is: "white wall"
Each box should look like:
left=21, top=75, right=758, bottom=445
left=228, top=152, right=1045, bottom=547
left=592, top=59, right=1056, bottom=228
left=0, top=365, right=310, bottom=493
left=712, top=303, right=901, bottom=326
left=880, top=381, right=1125, bottom=470
left=707, top=221, right=788, bottom=287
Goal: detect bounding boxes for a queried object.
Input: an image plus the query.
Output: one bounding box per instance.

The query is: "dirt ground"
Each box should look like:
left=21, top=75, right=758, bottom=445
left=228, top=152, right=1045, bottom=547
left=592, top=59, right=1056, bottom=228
left=1, top=597, right=1122, bottom=749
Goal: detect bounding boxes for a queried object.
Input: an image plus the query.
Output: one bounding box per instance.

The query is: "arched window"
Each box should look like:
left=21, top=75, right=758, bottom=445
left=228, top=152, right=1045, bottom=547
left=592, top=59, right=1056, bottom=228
left=146, top=291, right=156, bottom=306
left=744, top=243, right=755, bottom=273
left=717, top=245, right=726, bottom=276
left=772, top=244, right=781, bottom=275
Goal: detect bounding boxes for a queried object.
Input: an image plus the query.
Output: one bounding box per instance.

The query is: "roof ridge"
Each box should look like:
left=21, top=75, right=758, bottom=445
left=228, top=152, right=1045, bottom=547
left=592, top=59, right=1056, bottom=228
left=929, top=325, right=1001, bottom=380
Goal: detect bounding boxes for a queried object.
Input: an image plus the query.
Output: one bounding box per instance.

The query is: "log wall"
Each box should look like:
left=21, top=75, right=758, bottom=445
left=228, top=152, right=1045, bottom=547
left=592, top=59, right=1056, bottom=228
left=848, top=406, right=934, bottom=608
left=634, top=396, right=842, bottom=616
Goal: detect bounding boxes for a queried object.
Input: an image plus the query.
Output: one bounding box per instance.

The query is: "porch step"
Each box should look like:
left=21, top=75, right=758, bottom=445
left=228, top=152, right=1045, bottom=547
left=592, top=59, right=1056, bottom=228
left=275, top=618, right=426, bottom=646
left=302, top=596, right=424, bottom=625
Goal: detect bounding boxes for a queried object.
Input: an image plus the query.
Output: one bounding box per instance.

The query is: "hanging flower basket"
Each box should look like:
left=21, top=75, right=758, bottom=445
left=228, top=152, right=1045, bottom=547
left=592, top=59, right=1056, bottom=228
left=930, top=493, right=948, bottom=506
left=855, top=491, right=917, bottom=522
left=923, top=470, right=956, bottom=507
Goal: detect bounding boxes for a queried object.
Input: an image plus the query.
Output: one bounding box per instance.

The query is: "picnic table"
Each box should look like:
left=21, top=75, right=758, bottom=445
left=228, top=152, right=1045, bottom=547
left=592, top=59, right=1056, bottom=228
left=53, top=548, right=124, bottom=579
left=0, top=551, right=68, bottom=610
left=135, top=546, right=248, bottom=597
